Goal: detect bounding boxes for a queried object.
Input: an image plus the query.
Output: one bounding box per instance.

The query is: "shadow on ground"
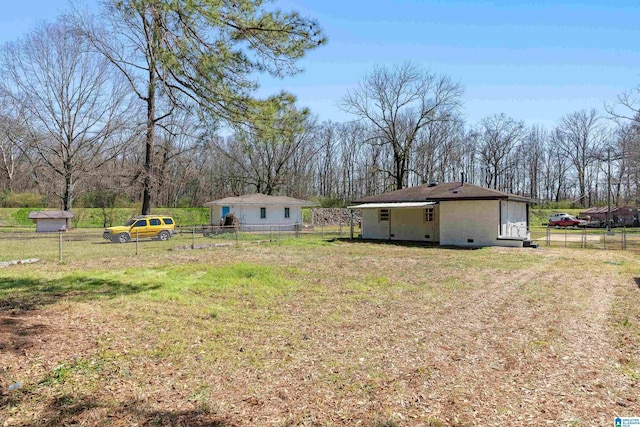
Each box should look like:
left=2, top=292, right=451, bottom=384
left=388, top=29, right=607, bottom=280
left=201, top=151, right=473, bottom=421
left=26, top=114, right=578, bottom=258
left=0, top=275, right=160, bottom=355
left=1, top=392, right=235, bottom=426
left=333, top=237, right=481, bottom=250
left=0, top=275, right=160, bottom=311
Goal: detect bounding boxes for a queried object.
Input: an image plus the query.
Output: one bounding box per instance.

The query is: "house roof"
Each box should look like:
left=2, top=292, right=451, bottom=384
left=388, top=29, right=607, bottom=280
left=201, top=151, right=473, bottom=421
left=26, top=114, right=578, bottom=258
left=203, top=194, right=319, bottom=207
left=28, top=210, right=74, bottom=219
left=353, top=182, right=533, bottom=204
left=347, top=202, right=436, bottom=209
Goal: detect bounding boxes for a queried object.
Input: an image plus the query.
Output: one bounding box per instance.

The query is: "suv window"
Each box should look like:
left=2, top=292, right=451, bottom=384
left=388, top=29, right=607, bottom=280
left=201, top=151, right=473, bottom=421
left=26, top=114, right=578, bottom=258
left=163, top=218, right=174, bottom=225
left=149, top=218, right=161, bottom=226
left=133, top=220, right=147, bottom=227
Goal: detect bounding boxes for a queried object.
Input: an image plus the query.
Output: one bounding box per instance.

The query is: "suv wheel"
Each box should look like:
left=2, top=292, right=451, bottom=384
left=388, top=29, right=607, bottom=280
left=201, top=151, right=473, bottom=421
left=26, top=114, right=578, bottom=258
left=117, top=232, right=130, bottom=243
left=158, top=230, right=170, bottom=241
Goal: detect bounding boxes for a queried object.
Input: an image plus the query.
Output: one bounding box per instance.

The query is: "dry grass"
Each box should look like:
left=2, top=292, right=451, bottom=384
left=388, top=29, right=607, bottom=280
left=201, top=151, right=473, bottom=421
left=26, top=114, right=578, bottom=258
left=1, top=239, right=639, bottom=426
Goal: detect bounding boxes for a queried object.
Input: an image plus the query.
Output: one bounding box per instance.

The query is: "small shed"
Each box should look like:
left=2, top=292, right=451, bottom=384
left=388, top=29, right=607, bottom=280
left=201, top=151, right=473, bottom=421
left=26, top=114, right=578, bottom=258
left=28, top=210, right=74, bottom=232
left=579, top=206, right=638, bottom=227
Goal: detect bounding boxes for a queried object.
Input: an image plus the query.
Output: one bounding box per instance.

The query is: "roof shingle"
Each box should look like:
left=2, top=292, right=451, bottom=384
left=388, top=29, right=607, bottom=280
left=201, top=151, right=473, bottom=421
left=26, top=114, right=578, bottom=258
left=354, top=182, right=532, bottom=203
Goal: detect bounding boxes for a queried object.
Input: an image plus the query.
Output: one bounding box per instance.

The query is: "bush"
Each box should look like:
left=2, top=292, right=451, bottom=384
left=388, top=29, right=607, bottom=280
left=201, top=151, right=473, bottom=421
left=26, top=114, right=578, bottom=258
left=3, top=192, right=45, bottom=208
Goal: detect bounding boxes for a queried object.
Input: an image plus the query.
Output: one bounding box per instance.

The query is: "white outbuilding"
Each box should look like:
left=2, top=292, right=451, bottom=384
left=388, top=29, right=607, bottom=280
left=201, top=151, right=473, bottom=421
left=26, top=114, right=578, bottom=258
left=28, top=210, right=74, bottom=233
left=203, top=194, right=318, bottom=232
left=349, top=182, right=533, bottom=248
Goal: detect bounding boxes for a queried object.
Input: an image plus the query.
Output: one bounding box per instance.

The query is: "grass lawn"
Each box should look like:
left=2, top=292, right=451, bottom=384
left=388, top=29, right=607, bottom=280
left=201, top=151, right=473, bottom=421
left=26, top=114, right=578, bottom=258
left=1, top=238, right=639, bottom=426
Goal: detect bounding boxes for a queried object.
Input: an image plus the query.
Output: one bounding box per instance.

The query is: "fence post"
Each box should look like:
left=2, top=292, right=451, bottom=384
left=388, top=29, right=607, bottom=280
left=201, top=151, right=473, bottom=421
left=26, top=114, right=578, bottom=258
left=192, top=225, right=195, bottom=249
left=546, top=226, right=550, bottom=246
left=135, top=230, right=139, bottom=255
left=564, top=228, right=567, bottom=248
left=59, top=231, right=63, bottom=262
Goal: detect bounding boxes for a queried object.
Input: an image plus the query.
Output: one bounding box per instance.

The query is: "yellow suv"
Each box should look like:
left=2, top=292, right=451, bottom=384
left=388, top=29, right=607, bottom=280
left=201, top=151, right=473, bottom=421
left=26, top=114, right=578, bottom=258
left=103, top=215, right=176, bottom=243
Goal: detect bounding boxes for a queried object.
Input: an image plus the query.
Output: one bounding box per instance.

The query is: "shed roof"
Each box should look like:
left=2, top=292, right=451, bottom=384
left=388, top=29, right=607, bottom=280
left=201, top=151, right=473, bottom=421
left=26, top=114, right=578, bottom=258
left=353, top=182, right=532, bottom=204
left=204, top=194, right=319, bottom=207
left=580, top=206, right=638, bottom=215
left=28, top=210, right=74, bottom=219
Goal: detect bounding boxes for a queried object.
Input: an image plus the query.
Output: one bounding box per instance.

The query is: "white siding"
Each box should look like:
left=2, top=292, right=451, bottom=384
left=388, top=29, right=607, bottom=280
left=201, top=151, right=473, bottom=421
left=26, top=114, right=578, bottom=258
left=439, top=200, right=524, bottom=247
left=35, top=219, right=67, bottom=233
left=361, top=209, right=390, bottom=240
left=390, top=207, right=439, bottom=242
left=211, top=204, right=303, bottom=230
left=360, top=207, right=439, bottom=242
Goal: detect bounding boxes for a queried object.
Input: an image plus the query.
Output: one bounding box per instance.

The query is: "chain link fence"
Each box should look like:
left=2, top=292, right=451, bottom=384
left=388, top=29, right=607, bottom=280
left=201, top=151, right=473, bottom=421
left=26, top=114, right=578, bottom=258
left=0, top=222, right=362, bottom=263
left=530, top=227, right=639, bottom=250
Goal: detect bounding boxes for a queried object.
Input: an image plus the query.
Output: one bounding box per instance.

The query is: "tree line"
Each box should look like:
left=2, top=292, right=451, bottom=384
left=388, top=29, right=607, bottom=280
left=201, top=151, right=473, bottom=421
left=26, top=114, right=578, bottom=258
left=0, top=1, right=639, bottom=212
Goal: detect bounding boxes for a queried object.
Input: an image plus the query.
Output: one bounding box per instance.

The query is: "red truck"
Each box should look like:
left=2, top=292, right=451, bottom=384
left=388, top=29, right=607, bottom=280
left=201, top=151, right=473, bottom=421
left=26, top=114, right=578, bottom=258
left=549, top=215, right=587, bottom=228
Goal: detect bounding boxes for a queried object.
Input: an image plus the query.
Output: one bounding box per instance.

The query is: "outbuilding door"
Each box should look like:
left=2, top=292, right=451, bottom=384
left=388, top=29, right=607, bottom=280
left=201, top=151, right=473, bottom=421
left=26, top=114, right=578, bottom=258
left=221, top=206, right=230, bottom=218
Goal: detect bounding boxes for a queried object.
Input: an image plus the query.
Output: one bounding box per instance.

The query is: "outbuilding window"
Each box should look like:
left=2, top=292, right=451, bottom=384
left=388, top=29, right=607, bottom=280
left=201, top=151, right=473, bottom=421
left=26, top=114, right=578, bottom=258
left=424, top=208, right=434, bottom=222
left=260, top=207, right=266, bottom=219
left=284, top=207, right=290, bottom=218
left=379, top=209, right=389, bottom=222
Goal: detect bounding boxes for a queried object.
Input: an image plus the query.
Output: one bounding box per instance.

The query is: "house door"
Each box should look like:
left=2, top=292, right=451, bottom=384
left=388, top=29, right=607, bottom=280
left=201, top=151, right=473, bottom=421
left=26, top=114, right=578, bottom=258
left=221, top=206, right=230, bottom=219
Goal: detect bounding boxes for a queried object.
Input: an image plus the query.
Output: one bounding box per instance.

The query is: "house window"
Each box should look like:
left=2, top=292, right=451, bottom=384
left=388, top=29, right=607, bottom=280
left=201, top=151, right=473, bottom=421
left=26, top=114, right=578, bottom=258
left=379, top=209, right=389, bottom=222
left=284, top=207, right=290, bottom=218
left=260, top=207, right=266, bottom=219
left=424, top=208, right=434, bottom=222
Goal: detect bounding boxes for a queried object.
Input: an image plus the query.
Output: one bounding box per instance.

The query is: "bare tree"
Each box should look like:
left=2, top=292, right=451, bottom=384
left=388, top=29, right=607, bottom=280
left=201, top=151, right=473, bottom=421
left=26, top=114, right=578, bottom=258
left=476, top=114, right=525, bottom=190
left=554, top=109, right=610, bottom=207
left=0, top=111, right=27, bottom=192
left=214, top=99, right=317, bottom=195
left=412, top=116, right=465, bottom=186
left=0, top=20, right=132, bottom=210
left=341, top=62, right=463, bottom=190
left=520, top=125, right=547, bottom=199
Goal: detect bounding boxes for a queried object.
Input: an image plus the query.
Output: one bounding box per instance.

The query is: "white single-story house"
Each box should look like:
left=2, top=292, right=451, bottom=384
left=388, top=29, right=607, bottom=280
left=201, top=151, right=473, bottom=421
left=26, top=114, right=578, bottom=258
left=203, top=194, right=318, bottom=231
left=348, top=182, right=533, bottom=248
left=28, top=210, right=74, bottom=233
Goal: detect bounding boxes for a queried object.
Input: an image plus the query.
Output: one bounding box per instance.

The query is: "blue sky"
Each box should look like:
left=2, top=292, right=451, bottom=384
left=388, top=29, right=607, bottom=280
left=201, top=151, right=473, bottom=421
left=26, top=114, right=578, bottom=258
left=2, top=0, right=639, bottom=128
